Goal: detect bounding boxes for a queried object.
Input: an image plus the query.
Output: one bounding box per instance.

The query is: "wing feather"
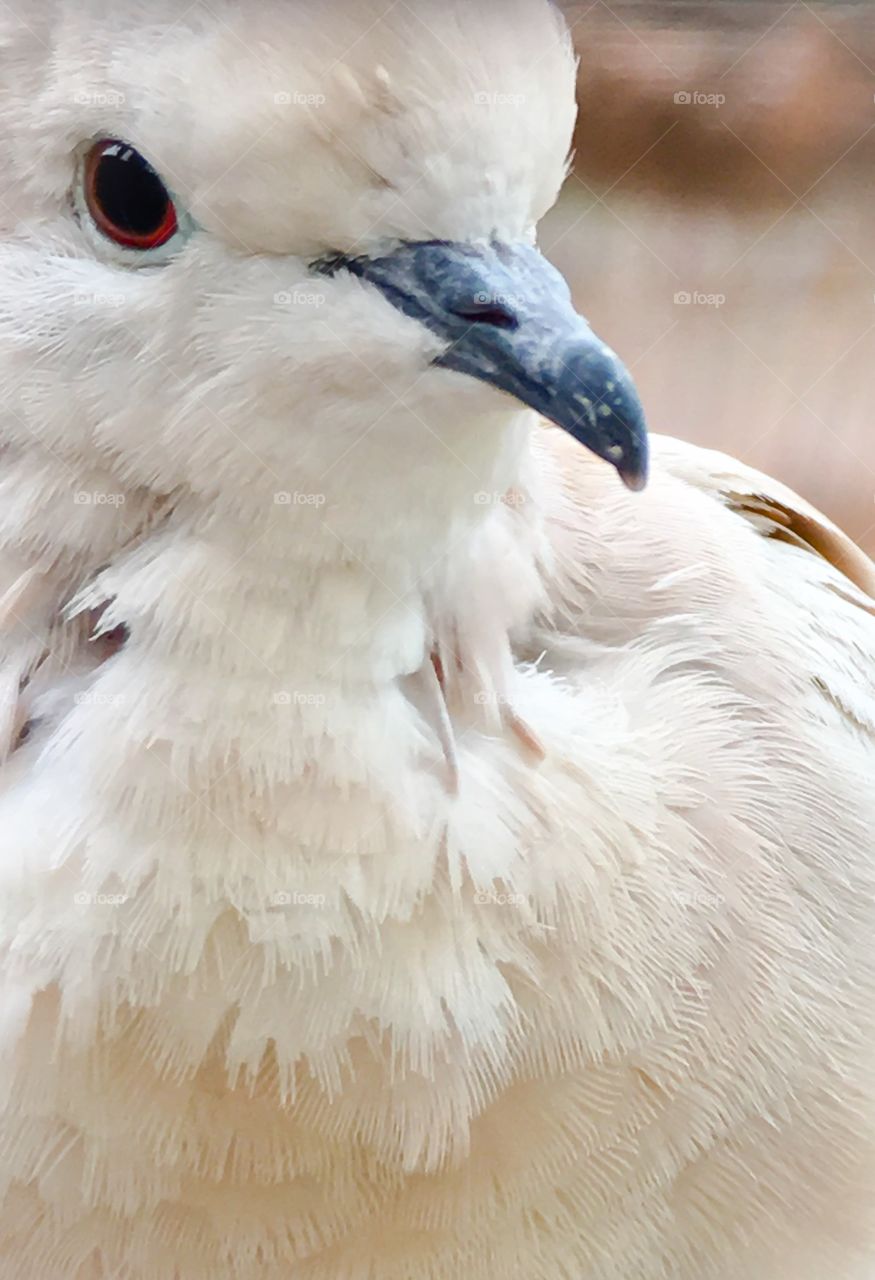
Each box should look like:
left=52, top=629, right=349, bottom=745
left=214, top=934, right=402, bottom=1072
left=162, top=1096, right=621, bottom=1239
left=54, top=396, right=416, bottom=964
left=651, top=435, right=875, bottom=602
left=532, top=427, right=875, bottom=749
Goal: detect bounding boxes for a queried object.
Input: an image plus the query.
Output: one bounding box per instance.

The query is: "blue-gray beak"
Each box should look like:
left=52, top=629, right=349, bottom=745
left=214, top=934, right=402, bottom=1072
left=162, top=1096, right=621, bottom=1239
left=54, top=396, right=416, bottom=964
left=316, top=239, right=648, bottom=490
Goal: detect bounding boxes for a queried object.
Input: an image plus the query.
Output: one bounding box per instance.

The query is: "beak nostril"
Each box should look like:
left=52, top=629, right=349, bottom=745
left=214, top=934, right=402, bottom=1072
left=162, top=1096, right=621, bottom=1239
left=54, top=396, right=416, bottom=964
left=452, top=303, right=519, bottom=331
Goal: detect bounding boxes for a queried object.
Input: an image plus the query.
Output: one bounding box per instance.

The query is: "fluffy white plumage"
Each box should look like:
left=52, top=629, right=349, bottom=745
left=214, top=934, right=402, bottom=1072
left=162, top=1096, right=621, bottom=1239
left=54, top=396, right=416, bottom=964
left=1, top=3, right=874, bottom=1278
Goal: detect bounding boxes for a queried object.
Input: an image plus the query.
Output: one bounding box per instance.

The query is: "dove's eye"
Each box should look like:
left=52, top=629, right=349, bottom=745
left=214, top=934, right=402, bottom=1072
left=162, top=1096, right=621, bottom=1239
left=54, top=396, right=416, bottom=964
left=82, top=140, right=179, bottom=251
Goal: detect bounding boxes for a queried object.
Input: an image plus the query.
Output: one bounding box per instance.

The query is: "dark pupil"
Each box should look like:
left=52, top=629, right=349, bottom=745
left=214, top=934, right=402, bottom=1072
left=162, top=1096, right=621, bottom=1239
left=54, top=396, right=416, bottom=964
left=95, top=148, right=169, bottom=235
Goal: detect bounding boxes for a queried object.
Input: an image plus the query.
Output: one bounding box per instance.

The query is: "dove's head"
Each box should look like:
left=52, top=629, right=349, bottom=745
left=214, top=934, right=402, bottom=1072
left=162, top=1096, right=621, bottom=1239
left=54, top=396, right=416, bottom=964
left=0, top=0, right=647, bottom=559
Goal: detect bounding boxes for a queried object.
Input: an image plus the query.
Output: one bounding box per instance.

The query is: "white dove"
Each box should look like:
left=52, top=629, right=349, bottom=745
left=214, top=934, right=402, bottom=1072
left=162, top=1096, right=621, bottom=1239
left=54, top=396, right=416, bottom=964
left=0, top=2, right=874, bottom=1278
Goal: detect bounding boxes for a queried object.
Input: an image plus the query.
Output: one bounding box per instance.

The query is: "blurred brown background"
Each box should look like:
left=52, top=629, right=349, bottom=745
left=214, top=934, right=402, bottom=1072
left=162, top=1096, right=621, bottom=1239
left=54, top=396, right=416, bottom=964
left=548, top=0, right=875, bottom=550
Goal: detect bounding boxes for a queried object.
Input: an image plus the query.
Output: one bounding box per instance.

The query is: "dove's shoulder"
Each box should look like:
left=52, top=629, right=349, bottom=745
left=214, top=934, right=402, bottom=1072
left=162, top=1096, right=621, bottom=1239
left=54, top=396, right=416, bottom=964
left=533, top=425, right=875, bottom=743
left=649, top=434, right=875, bottom=600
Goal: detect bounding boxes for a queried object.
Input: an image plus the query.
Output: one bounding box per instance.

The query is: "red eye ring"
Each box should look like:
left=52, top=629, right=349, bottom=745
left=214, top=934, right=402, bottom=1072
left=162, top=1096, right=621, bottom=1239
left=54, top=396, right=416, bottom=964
left=83, top=139, right=178, bottom=251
